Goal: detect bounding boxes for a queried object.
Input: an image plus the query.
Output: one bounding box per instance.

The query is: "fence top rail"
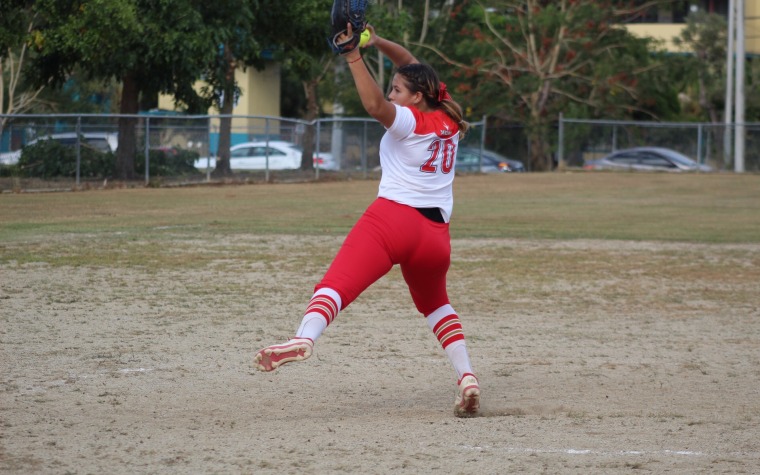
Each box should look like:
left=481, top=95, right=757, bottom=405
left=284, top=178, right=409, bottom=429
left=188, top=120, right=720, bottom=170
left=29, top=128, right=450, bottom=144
left=4, top=113, right=759, bottom=128
left=561, top=117, right=760, bottom=128
left=0, top=113, right=311, bottom=123
left=311, top=117, right=375, bottom=124
left=0, top=114, right=390, bottom=128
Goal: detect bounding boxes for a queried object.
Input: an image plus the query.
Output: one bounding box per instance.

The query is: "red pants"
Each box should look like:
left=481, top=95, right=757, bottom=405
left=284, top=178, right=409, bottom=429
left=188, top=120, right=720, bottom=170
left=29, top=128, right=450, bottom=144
left=316, top=198, right=451, bottom=316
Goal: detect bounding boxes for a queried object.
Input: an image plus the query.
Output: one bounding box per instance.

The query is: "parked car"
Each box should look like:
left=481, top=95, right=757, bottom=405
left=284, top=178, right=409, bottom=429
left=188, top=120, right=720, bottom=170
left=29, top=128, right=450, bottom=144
left=313, top=151, right=339, bottom=171
left=0, top=132, right=118, bottom=166
left=584, top=147, right=712, bottom=172
left=456, top=146, right=525, bottom=173
left=195, top=140, right=338, bottom=171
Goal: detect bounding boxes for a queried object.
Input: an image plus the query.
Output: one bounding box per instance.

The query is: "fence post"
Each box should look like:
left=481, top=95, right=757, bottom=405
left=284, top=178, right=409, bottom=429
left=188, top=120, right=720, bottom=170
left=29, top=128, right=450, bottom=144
left=144, top=116, right=151, bottom=185
left=362, top=120, right=368, bottom=178
left=557, top=112, right=564, bottom=169
left=315, top=119, right=321, bottom=180
left=479, top=115, right=487, bottom=170
left=75, top=116, right=82, bottom=187
left=697, top=123, right=704, bottom=169
left=206, top=117, right=212, bottom=182
left=264, top=118, right=270, bottom=182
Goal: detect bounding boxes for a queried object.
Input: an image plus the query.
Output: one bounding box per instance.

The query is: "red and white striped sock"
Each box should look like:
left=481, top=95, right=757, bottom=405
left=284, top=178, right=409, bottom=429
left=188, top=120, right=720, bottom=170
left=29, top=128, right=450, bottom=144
left=295, top=288, right=341, bottom=342
left=426, top=304, right=474, bottom=379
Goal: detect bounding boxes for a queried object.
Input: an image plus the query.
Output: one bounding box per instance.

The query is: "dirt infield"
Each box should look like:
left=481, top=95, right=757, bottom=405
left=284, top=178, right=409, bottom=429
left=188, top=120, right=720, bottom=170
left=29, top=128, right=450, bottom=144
left=2, top=234, right=759, bottom=473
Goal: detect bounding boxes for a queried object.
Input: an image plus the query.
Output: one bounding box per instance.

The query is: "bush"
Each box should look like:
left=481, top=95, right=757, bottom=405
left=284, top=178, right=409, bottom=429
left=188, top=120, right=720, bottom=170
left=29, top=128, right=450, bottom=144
left=0, top=164, right=17, bottom=177
left=135, top=147, right=200, bottom=176
left=17, top=139, right=114, bottom=178
left=15, top=141, right=200, bottom=179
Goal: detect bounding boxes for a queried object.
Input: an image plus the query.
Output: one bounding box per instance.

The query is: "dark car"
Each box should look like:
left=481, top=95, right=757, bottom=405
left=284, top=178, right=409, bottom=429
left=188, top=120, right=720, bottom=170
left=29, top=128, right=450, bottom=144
left=584, top=147, right=712, bottom=172
left=0, top=132, right=118, bottom=166
left=456, top=147, right=525, bottom=173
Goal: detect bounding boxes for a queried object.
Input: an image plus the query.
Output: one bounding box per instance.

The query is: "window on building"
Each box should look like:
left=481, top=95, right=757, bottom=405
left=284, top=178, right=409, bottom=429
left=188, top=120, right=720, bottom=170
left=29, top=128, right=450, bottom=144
left=624, top=0, right=729, bottom=24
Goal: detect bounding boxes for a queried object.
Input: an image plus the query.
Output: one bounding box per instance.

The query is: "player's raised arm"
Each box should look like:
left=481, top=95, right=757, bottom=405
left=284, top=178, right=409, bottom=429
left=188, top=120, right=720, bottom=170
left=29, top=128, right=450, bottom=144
left=361, top=24, right=418, bottom=68
left=339, top=24, right=396, bottom=128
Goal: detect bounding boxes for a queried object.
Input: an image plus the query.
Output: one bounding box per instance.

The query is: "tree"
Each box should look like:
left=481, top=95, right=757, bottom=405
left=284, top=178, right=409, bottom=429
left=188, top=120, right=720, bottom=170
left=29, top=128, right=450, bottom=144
left=417, top=0, right=671, bottom=170
left=672, top=11, right=727, bottom=123
left=182, top=0, right=331, bottom=175
left=0, top=0, right=30, bottom=55
left=192, top=1, right=264, bottom=177
left=1, top=1, right=45, bottom=139
left=29, top=0, right=216, bottom=180
left=257, top=0, right=337, bottom=170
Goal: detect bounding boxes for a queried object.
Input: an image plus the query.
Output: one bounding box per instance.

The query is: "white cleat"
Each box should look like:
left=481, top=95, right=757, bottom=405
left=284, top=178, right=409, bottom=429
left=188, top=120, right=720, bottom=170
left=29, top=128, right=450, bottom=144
left=254, top=338, right=313, bottom=372
left=455, top=373, right=480, bottom=417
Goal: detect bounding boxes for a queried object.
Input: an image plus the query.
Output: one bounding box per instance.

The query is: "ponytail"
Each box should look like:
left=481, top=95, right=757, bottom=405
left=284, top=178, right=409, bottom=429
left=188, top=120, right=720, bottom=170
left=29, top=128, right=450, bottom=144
left=439, top=97, right=470, bottom=140
left=397, top=63, right=470, bottom=139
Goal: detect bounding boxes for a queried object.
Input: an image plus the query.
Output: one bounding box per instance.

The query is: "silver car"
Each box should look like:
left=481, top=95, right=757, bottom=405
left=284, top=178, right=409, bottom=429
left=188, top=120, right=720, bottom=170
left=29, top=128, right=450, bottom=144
left=456, top=147, right=525, bottom=173
left=585, top=147, right=712, bottom=172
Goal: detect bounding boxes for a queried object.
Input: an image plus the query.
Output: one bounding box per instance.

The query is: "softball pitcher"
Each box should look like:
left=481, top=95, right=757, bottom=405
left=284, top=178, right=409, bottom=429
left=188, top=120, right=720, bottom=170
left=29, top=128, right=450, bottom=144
left=255, top=23, right=480, bottom=417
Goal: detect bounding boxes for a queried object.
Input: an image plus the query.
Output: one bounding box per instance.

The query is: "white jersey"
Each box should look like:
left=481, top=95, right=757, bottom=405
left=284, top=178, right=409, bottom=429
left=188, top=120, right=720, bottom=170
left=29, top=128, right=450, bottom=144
left=378, top=104, right=460, bottom=223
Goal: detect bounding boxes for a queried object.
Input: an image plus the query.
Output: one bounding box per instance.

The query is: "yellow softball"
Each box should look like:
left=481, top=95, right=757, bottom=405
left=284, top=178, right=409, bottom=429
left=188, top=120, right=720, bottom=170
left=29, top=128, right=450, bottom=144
left=359, top=29, right=371, bottom=48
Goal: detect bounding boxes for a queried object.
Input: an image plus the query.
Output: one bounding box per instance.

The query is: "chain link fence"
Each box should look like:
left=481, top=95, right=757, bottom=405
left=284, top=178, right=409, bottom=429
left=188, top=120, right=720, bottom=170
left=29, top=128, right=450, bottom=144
left=1, top=113, right=756, bottom=192
left=0, top=113, right=490, bottom=192
left=557, top=117, right=760, bottom=172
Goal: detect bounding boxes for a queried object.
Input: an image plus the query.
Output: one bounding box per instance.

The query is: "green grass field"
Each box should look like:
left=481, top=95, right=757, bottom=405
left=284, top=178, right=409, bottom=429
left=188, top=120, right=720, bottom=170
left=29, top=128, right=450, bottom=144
left=3, top=173, right=758, bottom=285
left=2, top=173, right=758, bottom=244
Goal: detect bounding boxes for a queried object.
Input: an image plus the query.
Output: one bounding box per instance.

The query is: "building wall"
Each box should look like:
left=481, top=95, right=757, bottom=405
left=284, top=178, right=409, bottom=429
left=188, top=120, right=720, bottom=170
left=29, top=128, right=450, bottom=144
left=748, top=1, right=759, bottom=55
left=624, top=24, right=690, bottom=52
left=157, top=62, right=282, bottom=154
left=233, top=63, right=281, bottom=117
left=157, top=62, right=281, bottom=116
left=623, top=2, right=759, bottom=55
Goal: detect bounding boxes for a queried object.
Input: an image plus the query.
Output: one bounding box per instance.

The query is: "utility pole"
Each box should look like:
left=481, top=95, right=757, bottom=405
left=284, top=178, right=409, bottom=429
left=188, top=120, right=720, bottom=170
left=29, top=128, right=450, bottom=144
left=734, top=0, right=745, bottom=173
left=723, top=0, right=734, bottom=167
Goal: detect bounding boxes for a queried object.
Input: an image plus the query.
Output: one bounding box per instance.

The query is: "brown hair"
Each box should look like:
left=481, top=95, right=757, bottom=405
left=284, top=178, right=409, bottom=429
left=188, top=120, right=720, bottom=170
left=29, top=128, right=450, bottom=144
left=396, top=63, right=470, bottom=139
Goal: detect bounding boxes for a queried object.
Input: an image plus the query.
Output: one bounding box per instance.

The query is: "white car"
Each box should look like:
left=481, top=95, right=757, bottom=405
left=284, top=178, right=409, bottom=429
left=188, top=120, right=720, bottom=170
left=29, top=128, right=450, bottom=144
left=312, top=150, right=339, bottom=171
left=0, top=132, right=118, bottom=165
left=195, top=140, right=339, bottom=171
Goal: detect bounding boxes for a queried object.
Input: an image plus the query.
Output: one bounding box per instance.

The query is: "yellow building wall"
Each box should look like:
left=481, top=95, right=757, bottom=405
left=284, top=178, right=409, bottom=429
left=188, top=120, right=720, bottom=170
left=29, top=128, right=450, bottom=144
left=624, top=24, right=690, bottom=52
left=157, top=62, right=281, bottom=116
left=157, top=62, right=282, bottom=153
left=231, top=63, right=281, bottom=117
left=624, top=4, right=760, bottom=56
left=748, top=2, right=760, bottom=55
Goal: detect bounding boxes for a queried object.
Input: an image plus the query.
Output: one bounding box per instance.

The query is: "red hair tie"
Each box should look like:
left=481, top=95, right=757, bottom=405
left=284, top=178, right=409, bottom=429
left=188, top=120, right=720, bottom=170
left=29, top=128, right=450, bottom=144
left=438, top=81, right=452, bottom=103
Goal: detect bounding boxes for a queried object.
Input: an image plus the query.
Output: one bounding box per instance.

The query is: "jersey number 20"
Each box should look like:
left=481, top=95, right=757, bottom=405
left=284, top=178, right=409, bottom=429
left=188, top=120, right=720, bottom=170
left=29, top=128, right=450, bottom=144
left=420, top=138, right=456, bottom=174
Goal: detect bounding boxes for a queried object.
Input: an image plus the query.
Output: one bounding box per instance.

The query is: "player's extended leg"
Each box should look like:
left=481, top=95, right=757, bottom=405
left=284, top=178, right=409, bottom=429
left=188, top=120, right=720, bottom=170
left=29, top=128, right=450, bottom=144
left=255, top=201, right=396, bottom=372
left=254, top=288, right=342, bottom=372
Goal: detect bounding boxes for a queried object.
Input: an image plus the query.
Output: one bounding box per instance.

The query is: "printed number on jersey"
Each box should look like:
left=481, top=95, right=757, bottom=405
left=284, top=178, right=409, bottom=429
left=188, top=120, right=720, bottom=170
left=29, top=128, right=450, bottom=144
left=420, top=138, right=456, bottom=174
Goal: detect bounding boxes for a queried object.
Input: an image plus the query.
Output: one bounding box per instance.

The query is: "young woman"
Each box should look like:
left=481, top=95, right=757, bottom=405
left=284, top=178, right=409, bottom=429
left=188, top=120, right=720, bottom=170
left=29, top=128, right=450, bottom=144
left=254, top=25, right=480, bottom=417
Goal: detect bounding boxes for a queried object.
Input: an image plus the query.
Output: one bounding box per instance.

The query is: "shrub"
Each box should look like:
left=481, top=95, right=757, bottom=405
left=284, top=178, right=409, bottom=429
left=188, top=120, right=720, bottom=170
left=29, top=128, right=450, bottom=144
left=0, top=164, right=17, bottom=177
left=134, top=147, right=200, bottom=176
left=16, top=141, right=200, bottom=179
left=17, top=139, right=114, bottom=178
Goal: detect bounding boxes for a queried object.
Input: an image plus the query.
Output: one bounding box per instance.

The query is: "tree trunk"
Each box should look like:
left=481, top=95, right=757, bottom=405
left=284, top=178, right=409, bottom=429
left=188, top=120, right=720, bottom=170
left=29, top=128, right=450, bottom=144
left=115, top=72, right=139, bottom=180
left=213, top=85, right=234, bottom=177
left=528, top=137, right=552, bottom=172
left=300, top=78, right=319, bottom=170
left=526, top=108, right=553, bottom=171
left=213, top=44, right=235, bottom=177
